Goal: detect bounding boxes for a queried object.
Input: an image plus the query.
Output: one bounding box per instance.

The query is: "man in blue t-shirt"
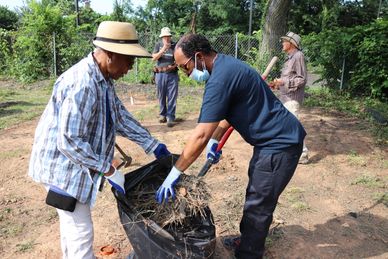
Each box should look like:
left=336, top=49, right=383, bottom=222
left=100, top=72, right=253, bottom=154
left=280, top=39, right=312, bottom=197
left=156, top=34, right=306, bottom=259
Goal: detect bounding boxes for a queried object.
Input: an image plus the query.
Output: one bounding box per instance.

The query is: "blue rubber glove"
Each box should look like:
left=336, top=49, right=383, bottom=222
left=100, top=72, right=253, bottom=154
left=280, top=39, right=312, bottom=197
left=105, top=169, right=125, bottom=195
left=153, top=143, right=171, bottom=159
left=155, top=166, right=181, bottom=204
left=206, top=138, right=222, bottom=164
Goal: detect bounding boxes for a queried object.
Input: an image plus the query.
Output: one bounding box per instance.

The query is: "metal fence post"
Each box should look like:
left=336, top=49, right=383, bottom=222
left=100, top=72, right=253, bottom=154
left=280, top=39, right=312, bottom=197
left=135, top=58, right=138, bottom=83
left=234, top=33, right=238, bottom=58
left=340, top=56, right=346, bottom=90
left=53, top=32, right=57, bottom=78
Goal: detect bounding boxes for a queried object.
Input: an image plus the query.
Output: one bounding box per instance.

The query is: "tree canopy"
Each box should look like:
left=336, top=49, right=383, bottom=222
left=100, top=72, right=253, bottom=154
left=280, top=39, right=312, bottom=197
left=0, top=0, right=386, bottom=98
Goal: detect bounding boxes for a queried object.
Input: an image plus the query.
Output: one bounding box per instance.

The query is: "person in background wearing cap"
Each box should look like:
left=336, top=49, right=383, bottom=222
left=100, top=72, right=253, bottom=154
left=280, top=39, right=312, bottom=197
left=270, top=31, right=309, bottom=164
left=156, top=34, right=306, bottom=259
left=28, top=21, right=171, bottom=259
left=152, top=27, right=179, bottom=127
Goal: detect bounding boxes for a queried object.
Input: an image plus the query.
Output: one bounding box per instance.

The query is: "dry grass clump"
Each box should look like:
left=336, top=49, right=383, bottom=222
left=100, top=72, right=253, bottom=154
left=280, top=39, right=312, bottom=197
left=128, top=174, right=211, bottom=228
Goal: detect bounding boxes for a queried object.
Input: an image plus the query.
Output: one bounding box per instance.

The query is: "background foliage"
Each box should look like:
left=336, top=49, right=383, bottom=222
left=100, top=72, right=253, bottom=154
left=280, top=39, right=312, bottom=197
left=304, top=19, right=388, bottom=98
left=0, top=0, right=387, bottom=99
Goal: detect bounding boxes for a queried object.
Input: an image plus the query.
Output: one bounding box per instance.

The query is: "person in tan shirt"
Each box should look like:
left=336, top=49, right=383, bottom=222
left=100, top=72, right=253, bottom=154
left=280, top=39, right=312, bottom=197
left=270, top=31, right=309, bottom=164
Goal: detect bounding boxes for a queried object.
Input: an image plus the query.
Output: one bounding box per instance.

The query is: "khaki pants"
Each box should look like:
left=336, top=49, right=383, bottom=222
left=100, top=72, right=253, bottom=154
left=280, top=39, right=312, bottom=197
left=283, top=100, right=308, bottom=156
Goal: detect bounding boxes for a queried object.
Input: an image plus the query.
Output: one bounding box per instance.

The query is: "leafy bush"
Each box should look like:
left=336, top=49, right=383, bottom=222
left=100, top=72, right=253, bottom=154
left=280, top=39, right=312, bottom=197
left=123, top=57, right=201, bottom=88
left=304, top=20, right=388, bottom=99
left=10, top=1, right=67, bottom=82
left=0, top=28, right=13, bottom=74
left=0, top=5, right=18, bottom=30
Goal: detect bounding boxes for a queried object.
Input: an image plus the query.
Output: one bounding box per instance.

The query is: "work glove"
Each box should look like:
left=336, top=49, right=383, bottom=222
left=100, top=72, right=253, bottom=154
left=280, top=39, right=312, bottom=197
left=105, top=169, right=125, bottom=195
left=155, top=166, right=181, bottom=204
left=153, top=143, right=171, bottom=159
left=206, top=138, right=222, bottom=164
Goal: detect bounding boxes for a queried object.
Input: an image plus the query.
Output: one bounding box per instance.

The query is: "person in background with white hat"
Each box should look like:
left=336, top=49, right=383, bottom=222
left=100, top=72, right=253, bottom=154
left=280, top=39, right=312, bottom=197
left=28, top=21, right=171, bottom=259
left=270, top=31, right=309, bottom=164
left=152, top=27, right=179, bottom=127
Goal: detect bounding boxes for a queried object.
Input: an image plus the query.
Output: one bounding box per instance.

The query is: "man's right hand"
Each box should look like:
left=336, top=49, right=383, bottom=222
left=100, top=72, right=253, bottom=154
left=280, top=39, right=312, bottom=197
left=268, top=81, right=278, bottom=90
left=162, top=42, right=171, bottom=51
left=206, top=138, right=222, bottom=164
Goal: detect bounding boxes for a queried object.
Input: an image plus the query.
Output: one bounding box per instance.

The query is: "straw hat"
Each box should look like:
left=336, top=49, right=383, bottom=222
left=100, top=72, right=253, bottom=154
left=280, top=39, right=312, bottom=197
left=159, top=27, right=172, bottom=38
left=93, top=21, right=151, bottom=57
left=280, top=32, right=301, bottom=49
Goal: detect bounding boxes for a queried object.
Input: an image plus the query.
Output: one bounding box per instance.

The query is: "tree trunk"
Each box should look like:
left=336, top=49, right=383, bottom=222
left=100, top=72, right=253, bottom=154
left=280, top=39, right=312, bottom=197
left=260, top=0, right=291, bottom=62
left=190, top=11, right=196, bottom=33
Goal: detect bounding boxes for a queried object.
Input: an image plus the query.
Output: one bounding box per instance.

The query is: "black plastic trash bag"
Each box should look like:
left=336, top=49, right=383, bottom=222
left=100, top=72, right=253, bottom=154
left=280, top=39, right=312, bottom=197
left=112, top=154, right=216, bottom=259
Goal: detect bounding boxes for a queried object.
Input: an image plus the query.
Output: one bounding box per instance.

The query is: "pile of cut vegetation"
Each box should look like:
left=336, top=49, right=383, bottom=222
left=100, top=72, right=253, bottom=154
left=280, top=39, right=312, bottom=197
left=128, top=174, right=211, bottom=228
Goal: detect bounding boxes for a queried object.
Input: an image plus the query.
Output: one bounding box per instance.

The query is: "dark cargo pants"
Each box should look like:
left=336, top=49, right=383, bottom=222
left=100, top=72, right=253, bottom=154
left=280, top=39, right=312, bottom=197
left=236, top=144, right=303, bottom=259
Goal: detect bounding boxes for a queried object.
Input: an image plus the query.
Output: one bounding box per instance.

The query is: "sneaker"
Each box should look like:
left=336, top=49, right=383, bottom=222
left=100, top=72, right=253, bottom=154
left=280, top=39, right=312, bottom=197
left=299, top=153, right=309, bottom=164
left=223, top=236, right=241, bottom=251
left=159, top=116, right=167, bottom=123
left=167, top=118, right=175, bottom=127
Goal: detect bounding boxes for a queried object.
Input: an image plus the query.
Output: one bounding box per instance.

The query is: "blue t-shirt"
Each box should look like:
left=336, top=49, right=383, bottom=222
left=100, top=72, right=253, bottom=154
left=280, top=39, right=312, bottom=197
left=199, top=54, right=306, bottom=152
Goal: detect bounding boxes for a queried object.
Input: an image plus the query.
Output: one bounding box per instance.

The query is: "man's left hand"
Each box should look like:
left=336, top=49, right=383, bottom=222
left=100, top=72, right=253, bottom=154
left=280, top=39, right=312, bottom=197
left=155, top=166, right=181, bottom=204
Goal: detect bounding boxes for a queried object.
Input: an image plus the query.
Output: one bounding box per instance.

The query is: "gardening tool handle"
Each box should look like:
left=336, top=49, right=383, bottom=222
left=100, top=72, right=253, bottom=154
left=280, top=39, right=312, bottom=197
left=262, top=56, right=278, bottom=80
left=115, top=143, right=125, bottom=156
left=198, top=159, right=213, bottom=177
left=216, top=126, right=234, bottom=152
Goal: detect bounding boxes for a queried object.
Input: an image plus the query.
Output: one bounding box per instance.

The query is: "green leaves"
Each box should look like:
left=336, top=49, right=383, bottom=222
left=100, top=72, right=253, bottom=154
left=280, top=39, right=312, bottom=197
left=304, top=20, right=388, bottom=100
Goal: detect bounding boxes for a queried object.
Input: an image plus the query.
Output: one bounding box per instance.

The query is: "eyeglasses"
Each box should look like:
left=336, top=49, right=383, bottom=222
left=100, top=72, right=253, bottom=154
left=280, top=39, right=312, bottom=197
left=177, top=56, right=193, bottom=73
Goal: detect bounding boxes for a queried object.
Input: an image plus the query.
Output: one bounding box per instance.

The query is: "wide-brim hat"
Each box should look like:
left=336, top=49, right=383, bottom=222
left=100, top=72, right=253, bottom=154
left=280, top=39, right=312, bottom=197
left=159, top=27, right=172, bottom=38
left=93, top=21, right=151, bottom=58
left=280, top=31, right=301, bottom=49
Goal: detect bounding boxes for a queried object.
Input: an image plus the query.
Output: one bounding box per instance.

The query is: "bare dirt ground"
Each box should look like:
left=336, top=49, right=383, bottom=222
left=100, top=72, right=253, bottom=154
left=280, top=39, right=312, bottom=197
left=0, top=82, right=387, bottom=259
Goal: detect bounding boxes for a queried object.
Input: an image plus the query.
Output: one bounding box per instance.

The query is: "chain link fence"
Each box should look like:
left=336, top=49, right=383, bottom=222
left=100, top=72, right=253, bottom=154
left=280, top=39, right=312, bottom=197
left=8, top=29, right=329, bottom=89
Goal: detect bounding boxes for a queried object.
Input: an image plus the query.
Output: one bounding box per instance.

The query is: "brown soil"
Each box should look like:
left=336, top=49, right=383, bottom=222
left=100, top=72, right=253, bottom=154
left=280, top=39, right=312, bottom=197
left=0, top=82, right=387, bottom=259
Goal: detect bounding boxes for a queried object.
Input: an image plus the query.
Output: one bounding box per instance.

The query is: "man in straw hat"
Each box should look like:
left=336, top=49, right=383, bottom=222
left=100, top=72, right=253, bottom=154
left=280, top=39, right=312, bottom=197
left=270, top=31, right=309, bottom=164
left=29, top=21, right=170, bottom=258
left=152, top=27, right=179, bottom=127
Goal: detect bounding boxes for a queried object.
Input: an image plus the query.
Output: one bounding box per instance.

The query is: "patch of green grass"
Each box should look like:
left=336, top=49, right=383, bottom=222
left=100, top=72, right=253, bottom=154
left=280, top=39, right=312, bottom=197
left=372, top=192, right=388, bottom=206
left=284, top=187, right=311, bottom=212
left=347, top=150, right=366, bottom=167
left=47, top=208, right=58, bottom=222
left=0, top=207, right=11, bottom=222
left=131, top=105, right=159, bottom=121
left=0, top=148, right=27, bottom=159
left=16, top=241, right=35, bottom=253
left=176, top=94, right=202, bottom=119
left=351, top=174, right=385, bottom=188
left=304, top=87, right=388, bottom=146
left=1, top=223, right=23, bottom=238
left=290, top=201, right=311, bottom=212
left=265, top=228, right=284, bottom=248
left=0, top=87, right=51, bottom=130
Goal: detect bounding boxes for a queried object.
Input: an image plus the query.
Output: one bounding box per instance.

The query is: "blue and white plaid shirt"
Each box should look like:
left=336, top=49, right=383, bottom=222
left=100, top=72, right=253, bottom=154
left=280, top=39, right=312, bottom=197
left=29, top=53, right=159, bottom=207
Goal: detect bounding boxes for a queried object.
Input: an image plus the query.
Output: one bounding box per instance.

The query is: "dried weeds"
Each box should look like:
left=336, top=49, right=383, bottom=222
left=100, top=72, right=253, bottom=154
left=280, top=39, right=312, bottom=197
left=128, top=174, right=211, bottom=227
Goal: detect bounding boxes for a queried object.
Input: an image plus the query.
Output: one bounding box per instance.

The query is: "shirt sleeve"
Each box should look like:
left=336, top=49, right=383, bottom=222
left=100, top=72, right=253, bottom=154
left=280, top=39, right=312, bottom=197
left=198, top=81, right=230, bottom=123
left=113, top=92, right=159, bottom=154
left=280, top=52, right=307, bottom=93
left=57, top=80, right=110, bottom=174
left=153, top=42, right=160, bottom=54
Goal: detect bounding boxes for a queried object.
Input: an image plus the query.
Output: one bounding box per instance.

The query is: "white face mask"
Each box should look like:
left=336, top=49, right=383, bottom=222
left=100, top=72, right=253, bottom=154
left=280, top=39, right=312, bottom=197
left=190, top=54, right=210, bottom=82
